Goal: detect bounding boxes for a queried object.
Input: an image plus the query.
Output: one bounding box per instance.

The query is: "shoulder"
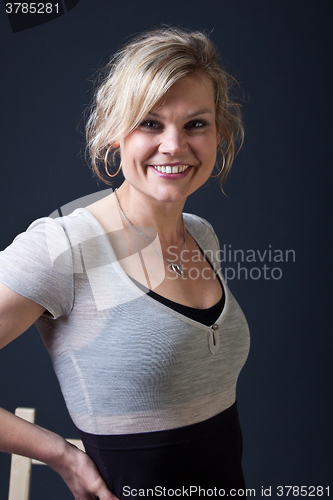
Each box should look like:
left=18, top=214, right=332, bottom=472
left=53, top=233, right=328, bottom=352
left=0, top=209, right=103, bottom=319
left=183, top=213, right=219, bottom=249
left=51, top=208, right=104, bottom=244
left=6, top=208, right=101, bottom=255
left=183, top=213, right=221, bottom=272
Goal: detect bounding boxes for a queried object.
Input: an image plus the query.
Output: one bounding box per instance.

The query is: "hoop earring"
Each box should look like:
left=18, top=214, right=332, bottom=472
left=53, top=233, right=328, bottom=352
left=211, top=145, right=226, bottom=178
left=104, top=144, right=122, bottom=177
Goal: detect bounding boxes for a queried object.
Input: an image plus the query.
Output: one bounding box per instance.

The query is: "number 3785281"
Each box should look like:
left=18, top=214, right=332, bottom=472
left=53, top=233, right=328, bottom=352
left=277, top=486, right=329, bottom=497
left=5, top=3, right=60, bottom=14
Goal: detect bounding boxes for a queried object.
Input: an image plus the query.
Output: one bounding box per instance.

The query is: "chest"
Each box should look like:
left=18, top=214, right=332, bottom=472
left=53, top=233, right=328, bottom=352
left=107, top=226, right=222, bottom=309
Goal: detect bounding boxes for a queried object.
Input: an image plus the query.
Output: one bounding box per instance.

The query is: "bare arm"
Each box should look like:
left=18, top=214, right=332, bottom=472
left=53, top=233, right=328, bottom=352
left=0, top=282, right=46, bottom=349
left=0, top=282, right=117, bottom=499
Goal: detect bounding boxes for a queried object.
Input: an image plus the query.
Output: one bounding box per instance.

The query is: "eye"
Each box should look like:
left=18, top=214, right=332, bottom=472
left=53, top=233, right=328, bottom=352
left=186, top=119, right=209, bottom=130
left=139, top=120, right=162, bottom=130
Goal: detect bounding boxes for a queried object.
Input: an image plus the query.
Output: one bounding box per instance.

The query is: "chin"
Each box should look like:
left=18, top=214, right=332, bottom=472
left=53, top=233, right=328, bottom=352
left=148, top=185, right=190, bottom=204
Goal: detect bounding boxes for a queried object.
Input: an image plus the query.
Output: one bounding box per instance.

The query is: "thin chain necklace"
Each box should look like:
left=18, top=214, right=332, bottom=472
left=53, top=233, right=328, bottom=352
left=114, top=189, right=186, bottom=277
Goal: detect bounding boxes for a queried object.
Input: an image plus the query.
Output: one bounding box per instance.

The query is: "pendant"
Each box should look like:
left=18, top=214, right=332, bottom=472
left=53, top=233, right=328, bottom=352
left=171, top=264, right=184, bottom=277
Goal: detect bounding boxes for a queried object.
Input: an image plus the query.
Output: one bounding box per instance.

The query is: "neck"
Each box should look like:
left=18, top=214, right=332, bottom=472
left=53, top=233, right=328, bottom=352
left=115, top=182, right=186, bottom=245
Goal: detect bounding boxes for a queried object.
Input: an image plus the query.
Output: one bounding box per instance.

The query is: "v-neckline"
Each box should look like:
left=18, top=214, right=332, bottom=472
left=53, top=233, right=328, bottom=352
left=76, top=207, right=229, bottom=332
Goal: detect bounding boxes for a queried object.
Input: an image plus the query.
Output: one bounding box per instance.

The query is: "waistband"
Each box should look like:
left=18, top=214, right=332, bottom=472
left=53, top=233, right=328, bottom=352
left=77, top=401, right=239, bottom=451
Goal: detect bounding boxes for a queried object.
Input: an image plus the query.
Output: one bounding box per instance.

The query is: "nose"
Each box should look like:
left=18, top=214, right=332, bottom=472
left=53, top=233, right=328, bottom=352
left=159, top=127, right=188, bottom=155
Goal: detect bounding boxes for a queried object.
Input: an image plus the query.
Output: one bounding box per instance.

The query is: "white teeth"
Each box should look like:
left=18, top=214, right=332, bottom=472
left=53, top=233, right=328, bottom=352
left=153, top=165, right=189, bottom=174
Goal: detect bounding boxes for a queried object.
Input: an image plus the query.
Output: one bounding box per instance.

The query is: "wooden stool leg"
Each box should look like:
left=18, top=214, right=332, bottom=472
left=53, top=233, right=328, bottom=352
left=8, top=408, right=36, bottom=500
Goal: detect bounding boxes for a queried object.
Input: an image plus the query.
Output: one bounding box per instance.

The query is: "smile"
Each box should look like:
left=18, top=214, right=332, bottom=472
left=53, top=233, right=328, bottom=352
left=152, top=165, right=190, bottom=174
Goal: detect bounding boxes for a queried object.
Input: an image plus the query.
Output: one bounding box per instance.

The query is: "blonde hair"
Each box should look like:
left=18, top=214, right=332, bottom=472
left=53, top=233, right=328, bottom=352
left=86, top=27, right=244, bottom=185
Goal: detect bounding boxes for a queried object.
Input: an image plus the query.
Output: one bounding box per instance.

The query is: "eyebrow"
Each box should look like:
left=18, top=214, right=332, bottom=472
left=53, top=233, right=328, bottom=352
left=147, top=109, right=214, bottom=118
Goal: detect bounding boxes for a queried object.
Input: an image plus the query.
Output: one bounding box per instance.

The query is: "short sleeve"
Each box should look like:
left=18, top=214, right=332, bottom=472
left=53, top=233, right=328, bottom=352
left=0, top=217, right=74, bottom=319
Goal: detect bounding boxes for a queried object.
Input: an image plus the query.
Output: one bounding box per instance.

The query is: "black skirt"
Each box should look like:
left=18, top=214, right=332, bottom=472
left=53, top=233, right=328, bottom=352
left=77, top=402, right=245, bottom=499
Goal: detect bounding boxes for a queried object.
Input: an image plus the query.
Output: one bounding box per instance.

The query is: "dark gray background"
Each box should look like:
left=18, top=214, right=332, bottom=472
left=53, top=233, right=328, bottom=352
left=0, top=0, right=332, bottom=498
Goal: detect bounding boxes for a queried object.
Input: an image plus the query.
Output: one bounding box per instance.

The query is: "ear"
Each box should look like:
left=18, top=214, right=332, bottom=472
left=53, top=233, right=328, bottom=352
left=216, top=133, right=221, bottom=147
left=111, top=142, right=120, bottom=149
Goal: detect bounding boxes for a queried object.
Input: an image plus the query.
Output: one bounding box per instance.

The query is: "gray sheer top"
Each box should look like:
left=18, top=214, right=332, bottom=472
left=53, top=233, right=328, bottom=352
left=0, top=208, right=250, bottom=434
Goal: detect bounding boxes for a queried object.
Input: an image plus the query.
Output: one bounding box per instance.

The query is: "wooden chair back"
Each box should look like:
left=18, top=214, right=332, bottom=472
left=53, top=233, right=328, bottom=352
left=8, top=408, right=84, bottom=500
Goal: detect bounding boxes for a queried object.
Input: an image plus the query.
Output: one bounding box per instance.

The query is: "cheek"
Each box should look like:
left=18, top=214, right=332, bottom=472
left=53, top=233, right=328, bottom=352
left=121, top=137, right=156, bottom=164
left=195, top=137, right=218, bottom=162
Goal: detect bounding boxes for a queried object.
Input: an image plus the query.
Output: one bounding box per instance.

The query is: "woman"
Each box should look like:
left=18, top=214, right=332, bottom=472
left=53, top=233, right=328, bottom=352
left=0, top=27, right=250, bottom=499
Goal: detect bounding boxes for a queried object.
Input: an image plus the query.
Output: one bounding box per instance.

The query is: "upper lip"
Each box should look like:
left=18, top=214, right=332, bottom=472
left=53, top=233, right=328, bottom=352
left=148, top=162, right=192, bottom=167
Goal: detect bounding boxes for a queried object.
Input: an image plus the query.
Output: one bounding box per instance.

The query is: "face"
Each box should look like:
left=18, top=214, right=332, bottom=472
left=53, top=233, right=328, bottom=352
left=117, top=73, right=220, bottom=205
